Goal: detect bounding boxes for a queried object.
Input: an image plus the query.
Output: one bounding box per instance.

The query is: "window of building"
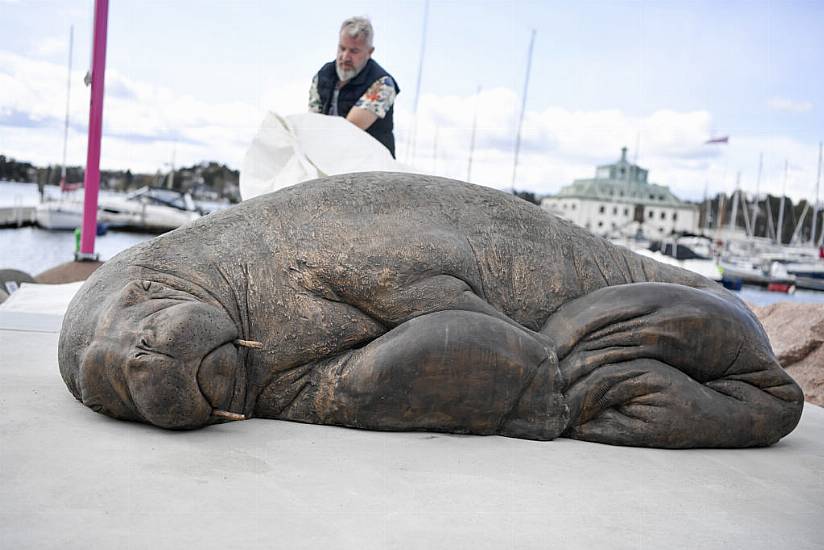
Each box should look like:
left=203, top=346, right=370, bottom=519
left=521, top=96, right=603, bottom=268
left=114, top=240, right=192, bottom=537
left=598, top=221, right=603, bottom=228
left=648, top=210, right=654, bottom=219
left=660, top=211, right=666, bottom=220
left=673, top=212, right=678, bottom=221
left=572, top=204, right=576, bottom=210
left=599, top=205, right=605, bottom=214
left=623, top=208, right=629, bottom=216
left=612, top=207, right=617, bottom=215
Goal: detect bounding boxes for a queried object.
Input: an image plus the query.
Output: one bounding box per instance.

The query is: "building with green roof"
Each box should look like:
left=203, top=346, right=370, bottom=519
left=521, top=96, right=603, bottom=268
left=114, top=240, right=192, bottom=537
left=541, top=147, right=698, bottom=238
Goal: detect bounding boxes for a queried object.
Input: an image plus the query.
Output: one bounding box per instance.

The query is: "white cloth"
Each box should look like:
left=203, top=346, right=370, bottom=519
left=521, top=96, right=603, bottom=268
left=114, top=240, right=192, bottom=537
left=240, top=112, right=410, bottom=200
left=0, top=282, right=83, bottom=315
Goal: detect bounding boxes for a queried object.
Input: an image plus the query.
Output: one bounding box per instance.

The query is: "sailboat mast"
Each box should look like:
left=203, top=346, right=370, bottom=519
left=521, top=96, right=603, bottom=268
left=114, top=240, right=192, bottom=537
left=432, top=125, right=439, bottom=174
left=750, top=152, right=762, bottom=237
left=466, top=85, right=481, bottom=182
left=405, top=0, right=429, bottom=166
left=790, top=203, right=809, bottom=245
left=60, top=25, right=74, bottom=188
left=714, top=193, right=726, bottom=245
left=765, top=198, right=775, bottom=241
left=166, top=145, right=176, bottom=189
left=741, top=187, right=753, bottom=237
left=811, top=142, right=822, bottom=247
left=728, top=172, right=740, bottom=235
left=776, top=160, right=788, bottom=245
left=511, top=28, right=536, bottom=192
left=702, top=181, right=710, bottom=235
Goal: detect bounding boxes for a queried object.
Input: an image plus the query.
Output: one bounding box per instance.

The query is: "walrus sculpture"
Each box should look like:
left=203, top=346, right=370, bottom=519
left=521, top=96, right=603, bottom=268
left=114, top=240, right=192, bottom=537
left=58, top=173, right=803, bottom=448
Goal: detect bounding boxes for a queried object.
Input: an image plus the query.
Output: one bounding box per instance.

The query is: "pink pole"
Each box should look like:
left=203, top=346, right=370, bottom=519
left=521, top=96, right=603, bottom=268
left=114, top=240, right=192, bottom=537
left=79, top=0, right=109, bottom=258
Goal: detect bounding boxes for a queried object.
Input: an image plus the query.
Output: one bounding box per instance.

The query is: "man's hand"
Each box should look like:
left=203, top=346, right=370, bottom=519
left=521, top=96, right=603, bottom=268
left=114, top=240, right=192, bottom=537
left=346, top=106, right=378, bottom=130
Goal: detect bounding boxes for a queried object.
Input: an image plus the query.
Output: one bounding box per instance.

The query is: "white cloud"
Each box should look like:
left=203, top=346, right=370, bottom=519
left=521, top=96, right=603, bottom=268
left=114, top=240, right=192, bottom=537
left=0, top=51, right=277, bottom=173
left=768, top=97, right=813, bottom=113
left=2, top=49, right=819, bottom=205
left=393, top=88, right=820, bottom=204
left=34, top=37, right=67, bottom=57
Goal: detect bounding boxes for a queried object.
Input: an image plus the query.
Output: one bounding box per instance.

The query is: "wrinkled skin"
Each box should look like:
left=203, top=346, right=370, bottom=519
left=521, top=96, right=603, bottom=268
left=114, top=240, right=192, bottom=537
left=77, top=280, right=239, bottom=428
left=59, top=173, right=804, bottom=448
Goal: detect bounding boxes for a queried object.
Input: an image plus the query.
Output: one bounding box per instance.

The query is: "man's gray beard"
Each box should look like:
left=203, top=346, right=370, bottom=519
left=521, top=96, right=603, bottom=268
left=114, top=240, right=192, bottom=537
left=336, top=62, right=363, bottom=82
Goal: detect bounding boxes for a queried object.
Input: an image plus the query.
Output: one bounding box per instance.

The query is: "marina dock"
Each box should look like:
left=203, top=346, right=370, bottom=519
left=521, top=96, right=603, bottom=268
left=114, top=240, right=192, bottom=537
left=1, top=305, right=823, bottom=548
left=0, top=205, right=36, bottom=228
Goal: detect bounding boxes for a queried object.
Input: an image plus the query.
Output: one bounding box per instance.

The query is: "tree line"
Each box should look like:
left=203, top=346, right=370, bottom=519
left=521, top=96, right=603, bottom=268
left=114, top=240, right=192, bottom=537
left=699, top=190, right=824, bottom=245
left=0, top=155, right=241, bottom=203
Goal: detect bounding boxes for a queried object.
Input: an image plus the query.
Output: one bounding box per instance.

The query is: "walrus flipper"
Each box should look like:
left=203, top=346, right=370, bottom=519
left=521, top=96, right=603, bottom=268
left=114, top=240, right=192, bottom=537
left=276, top=310, right=569, bottom=440
left=542, top=283, right=804, bottom=448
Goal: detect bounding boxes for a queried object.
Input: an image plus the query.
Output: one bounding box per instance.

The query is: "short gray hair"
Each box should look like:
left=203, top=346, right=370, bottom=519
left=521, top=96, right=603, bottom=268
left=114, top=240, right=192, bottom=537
left=340, top=16, right=374, bottom=47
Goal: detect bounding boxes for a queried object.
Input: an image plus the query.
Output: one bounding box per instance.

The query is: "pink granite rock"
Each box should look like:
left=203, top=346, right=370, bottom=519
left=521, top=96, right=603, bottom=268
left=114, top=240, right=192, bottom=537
left=752, top=302, right=824, bottom=407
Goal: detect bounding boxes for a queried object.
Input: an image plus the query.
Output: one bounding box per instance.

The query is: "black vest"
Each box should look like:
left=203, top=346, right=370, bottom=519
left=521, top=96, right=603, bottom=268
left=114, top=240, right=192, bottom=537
left=316, top=59, right=400, bottom=157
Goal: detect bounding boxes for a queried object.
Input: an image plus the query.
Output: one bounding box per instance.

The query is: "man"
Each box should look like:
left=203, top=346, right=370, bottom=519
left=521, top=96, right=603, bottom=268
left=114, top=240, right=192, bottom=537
left=309, top=16, right=400, bottom=157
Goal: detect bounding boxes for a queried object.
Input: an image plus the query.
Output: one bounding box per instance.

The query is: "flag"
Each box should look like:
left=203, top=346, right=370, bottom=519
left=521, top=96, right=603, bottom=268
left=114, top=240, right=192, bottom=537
left=705, top=136, right=729, bottom=145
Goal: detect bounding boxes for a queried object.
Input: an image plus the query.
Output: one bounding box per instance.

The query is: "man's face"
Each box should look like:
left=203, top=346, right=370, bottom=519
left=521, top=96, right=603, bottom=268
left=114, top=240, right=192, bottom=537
left=336, top=32, right=373, bottom=82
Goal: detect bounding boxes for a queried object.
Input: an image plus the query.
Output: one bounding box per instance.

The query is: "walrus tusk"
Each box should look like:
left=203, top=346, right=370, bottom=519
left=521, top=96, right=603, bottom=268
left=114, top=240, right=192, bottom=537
left=234, top=339, right=263, bottom=349
left=212, top=409, right=246, bottom=421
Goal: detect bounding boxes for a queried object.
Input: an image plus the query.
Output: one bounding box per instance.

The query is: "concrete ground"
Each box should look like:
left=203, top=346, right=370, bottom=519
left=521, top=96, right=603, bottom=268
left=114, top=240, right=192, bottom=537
left=1, top=310, right=822, bottom=550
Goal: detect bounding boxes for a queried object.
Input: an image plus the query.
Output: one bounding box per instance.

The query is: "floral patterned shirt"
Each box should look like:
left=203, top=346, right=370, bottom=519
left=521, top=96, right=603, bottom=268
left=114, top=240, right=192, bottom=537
left=308, top=75, right=397, bottom=119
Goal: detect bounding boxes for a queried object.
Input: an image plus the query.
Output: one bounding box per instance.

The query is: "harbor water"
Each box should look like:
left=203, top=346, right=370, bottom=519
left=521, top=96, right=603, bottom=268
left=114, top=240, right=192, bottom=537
left=0, top=225, right=155, bottom=275
left=2, top=181, right=824, bottom=306
left=737, top=285, right=824, bottom=307
left=1, top=181, right=156, bottom=275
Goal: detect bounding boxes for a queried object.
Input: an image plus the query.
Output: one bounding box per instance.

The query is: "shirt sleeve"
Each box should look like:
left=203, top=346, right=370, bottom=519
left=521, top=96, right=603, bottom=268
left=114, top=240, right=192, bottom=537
left=308, top=74, right=322, bottom=113
left=353, top=76, right=397, bottom=119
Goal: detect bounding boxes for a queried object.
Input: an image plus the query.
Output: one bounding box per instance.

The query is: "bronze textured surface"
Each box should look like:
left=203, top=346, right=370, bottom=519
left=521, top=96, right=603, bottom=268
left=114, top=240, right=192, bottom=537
left=58, top=173, right=803, bottom=448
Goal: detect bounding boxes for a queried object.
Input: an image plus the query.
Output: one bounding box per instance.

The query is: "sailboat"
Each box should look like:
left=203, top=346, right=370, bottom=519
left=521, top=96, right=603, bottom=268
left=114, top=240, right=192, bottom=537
left=35, top=27, right=201, bottom=233
left=717, top=150, right=824, bottom=292
left=36, top=25, right=87, bottom=231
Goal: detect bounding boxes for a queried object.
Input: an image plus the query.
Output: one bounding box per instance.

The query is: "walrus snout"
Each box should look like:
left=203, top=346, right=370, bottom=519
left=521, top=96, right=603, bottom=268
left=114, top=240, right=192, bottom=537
left=75, top=281, right=242, bottom=429
left=198, top=342, right=243, bottom=414
left=124, top=301, right=241, bottom=429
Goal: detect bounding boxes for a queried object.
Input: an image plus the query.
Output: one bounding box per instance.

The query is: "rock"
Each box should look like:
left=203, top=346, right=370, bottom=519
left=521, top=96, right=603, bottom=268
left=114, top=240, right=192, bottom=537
left=752, top=302, right=824, bottom=407
left=786, top=348, right=824, bottom=409
left=0, top=268, right=35, bottom=293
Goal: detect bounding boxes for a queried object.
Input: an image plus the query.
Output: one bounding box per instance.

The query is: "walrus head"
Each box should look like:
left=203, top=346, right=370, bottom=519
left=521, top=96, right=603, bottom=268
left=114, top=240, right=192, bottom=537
left=61, top=278, right=244, bottom=429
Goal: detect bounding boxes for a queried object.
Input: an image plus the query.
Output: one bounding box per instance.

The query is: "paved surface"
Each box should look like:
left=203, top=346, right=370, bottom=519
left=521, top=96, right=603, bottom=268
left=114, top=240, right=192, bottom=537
left=1, top=310, right=822, bottom=549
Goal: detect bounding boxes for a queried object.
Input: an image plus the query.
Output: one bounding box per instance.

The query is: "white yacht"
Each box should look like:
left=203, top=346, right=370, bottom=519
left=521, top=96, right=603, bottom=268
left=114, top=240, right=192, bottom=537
left=35, top=187, right=202, bottom=233
left=99, top=187, right=201, bottom=232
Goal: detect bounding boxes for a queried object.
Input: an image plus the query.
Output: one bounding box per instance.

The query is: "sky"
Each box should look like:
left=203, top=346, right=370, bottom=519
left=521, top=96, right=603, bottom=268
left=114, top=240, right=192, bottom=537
left=1, top=0, right=822, bottom=202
